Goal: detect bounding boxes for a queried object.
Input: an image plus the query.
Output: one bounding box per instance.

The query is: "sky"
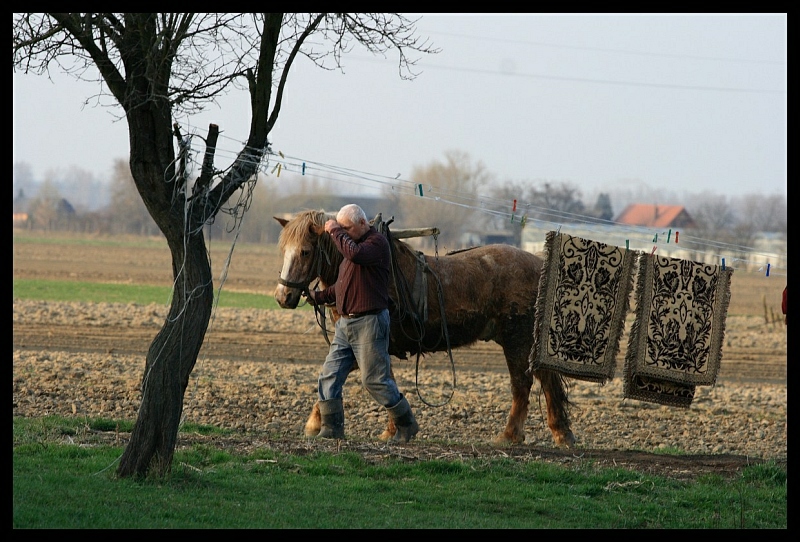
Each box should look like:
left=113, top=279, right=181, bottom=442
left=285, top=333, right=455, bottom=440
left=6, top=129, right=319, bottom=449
left=13, top=13, right=787, bottom=202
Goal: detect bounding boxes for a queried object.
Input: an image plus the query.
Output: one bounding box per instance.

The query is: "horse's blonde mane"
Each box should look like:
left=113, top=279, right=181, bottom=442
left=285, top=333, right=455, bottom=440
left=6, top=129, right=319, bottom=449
left=278, top=210, right=329, bottom=252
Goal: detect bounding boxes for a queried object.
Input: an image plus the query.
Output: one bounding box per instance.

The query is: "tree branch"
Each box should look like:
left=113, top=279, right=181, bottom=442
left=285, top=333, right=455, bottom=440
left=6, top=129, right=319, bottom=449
left=266, top=14, right=326, bottom=135
left=193, top=124, right=220, bottom=200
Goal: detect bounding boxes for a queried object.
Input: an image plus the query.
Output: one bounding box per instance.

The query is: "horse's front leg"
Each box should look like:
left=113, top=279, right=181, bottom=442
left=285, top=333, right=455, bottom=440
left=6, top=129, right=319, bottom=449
left=377, top=364, right=398, bottom=441
left=304, top=401, right=322, bottom=437
left=378, top=417, right=398, bottom=441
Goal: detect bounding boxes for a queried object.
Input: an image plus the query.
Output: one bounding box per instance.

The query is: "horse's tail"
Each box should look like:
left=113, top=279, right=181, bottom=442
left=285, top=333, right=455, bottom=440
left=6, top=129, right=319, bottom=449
left=537, top=368, right=574, bottom=407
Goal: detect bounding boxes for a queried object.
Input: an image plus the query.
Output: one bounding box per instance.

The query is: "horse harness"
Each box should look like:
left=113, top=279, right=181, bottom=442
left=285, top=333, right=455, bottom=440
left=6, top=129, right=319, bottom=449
left=378, top=217, right=456, bottom=408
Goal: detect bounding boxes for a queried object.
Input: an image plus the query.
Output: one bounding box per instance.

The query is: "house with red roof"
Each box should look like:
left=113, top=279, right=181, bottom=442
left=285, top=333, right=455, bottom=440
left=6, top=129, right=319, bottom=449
left=614, top=204, right=696, bottom=229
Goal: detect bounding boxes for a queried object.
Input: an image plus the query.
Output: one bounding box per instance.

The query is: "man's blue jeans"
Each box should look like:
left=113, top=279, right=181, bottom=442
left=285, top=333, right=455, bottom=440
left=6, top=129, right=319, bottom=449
left=317, top=308, right=401, bottom=407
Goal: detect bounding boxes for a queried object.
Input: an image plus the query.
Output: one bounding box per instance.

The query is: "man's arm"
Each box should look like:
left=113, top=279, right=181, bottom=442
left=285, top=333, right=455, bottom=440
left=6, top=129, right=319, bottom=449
left=329, top=228, right=387, bottom=265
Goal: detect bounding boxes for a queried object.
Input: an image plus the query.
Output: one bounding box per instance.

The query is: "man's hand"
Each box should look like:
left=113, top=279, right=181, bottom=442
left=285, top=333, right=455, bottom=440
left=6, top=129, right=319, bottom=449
left=324, top=219, right=338, bottom=234
left=302, top=290, right=317, bottom=305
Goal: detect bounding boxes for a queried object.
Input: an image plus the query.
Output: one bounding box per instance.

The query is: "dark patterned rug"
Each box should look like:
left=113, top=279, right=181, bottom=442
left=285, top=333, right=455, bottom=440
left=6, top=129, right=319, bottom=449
left=529, top=231, right=636, bottom=384
left=623, top=253, right=733, bottom=407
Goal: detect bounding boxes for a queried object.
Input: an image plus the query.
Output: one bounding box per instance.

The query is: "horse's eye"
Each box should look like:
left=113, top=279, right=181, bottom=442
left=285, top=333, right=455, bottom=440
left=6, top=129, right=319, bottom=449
left=301, top=249, right=310, bottom=257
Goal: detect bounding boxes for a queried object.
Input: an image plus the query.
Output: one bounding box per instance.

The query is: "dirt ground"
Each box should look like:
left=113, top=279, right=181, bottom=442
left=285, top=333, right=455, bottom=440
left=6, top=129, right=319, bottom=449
left=12, top=232, right=787, bottom=479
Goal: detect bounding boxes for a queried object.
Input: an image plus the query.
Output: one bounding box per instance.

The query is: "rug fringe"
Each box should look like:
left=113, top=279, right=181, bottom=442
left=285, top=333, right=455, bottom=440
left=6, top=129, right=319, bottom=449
left=527, top=230, right=557, bottom=376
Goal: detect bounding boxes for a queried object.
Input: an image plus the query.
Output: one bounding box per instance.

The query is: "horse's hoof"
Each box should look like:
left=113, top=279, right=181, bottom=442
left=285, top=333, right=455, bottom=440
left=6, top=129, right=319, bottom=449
left=492, top=432, right=523, bottom=446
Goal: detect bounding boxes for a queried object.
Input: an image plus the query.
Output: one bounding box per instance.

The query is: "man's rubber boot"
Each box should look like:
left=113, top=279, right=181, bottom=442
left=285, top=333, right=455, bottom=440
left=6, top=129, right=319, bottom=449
left=387, top=396, right=419, bottom=443
left=317, top=398, right=345, bottom=439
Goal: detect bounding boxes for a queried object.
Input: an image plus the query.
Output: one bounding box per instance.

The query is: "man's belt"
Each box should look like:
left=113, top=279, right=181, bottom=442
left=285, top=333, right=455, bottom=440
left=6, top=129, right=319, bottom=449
left=341, top=308, right=383, bottom=318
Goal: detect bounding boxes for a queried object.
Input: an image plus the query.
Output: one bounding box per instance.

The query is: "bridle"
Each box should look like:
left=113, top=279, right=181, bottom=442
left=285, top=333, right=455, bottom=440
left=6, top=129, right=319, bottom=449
left=276, top=276, right=311, bottom=296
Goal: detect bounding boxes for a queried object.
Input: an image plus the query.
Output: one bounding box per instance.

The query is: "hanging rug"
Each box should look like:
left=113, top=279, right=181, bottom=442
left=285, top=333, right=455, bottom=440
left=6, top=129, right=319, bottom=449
left=528, top=231, right=636, bottom=384
left=623, top=253, right=733, bottom=407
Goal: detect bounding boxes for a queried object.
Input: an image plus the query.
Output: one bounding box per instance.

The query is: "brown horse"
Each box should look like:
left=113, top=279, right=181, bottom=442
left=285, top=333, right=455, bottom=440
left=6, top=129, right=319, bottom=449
left=273, top=210, right=575, bottom=447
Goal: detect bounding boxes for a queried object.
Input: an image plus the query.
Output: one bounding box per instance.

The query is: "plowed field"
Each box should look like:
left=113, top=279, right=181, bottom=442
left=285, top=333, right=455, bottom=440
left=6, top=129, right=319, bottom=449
left=13, top=232, right=787, bottom=479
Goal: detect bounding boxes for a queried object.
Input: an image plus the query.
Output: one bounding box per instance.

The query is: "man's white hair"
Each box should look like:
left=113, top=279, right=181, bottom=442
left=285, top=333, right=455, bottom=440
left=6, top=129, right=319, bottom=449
left=337, top=203, right=367, bottom=224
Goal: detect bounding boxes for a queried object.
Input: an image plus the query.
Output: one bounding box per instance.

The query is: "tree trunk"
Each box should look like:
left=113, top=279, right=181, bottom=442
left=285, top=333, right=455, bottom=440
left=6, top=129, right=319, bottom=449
left=114, top=14, right=278, bottom=478
left=117, top=233, right=213, bottom=477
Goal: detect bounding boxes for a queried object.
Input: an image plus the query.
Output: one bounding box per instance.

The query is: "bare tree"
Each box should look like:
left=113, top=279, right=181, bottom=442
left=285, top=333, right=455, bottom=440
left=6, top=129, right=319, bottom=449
left=107, top=159, right=160, bottom=236
left=26, top=178, right=64, bottom=230
left=14, top=13, right=437, bottom=478
left=691, top=193, right=737, bottom=236
left=530, top=181, right=586, bottom=223
left=59, top=165, right=103, bottom=213
left=735, top=193, right=787, bottom=236
left=489, top=178, right=589, bottom=232
left=387, top=150, right=491, bottom=249
left=482, top=179, right=530, bottom=247
left=203, top=171, right=283, bottom=243
left=687, top=193, right=740, bottom=262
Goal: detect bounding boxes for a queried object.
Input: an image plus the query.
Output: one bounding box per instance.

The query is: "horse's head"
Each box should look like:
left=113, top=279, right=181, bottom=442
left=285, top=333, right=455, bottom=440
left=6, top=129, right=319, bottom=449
left=273, top=210, right=337, bottom=309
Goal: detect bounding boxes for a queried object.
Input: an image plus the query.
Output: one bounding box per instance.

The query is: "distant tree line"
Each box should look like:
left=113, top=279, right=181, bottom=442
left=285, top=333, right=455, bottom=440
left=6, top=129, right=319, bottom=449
left=13, top=154, right=787, bottom=250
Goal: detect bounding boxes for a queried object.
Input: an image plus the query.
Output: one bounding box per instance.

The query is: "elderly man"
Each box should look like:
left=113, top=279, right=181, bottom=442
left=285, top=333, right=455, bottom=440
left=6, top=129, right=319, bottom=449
left=306, top=204, right=419, bottom=443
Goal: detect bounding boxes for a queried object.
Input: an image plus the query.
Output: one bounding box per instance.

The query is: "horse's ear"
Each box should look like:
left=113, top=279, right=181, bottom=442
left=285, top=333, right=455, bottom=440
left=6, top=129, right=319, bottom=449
left=274, top=216, right=289, bottom=228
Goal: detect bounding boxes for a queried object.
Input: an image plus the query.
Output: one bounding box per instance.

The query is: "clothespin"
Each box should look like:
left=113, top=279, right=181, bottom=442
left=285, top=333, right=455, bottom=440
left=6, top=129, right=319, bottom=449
left=766, top=263, right=771, bottom=277
left=512, top=199, right=517, bottom=212
left=653, top=233, right=658, bottom=243
left=721, top=258, right=726, bottom=270
left=675, top=231, right=679, bottom=243
left=271, top=163, right=279, bottom=174
left=278, top=151, right=284, bottom=158
left=625, top=240, right=630, bottom=251
left=276, top=163, right=282, bottom=177
left=510, top=214, right=515, bottom=223
left=667, top=229, right=672, bottom=243
left=651, top=245, right=658, bottom=255
left=302, top=162, right=306, bottom=175
left=417, top=184, right=424, bottom=197
left=520, top=215, right=527, bottom=228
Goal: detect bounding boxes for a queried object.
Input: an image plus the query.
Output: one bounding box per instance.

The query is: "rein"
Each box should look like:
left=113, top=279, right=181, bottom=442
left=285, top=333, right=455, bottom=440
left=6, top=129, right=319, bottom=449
left=412, top=265, right=456, bottom=408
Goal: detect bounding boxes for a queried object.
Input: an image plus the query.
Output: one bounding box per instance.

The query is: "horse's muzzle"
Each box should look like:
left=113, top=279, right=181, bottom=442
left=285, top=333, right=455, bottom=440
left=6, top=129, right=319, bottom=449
left=275, top=277, right=310, bottom=309
left=274, top=284, right=302, bottom=309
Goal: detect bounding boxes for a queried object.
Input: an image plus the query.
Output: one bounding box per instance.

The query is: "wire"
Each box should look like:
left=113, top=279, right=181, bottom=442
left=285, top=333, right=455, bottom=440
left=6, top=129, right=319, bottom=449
left=174, top=122, right=787, bottom=278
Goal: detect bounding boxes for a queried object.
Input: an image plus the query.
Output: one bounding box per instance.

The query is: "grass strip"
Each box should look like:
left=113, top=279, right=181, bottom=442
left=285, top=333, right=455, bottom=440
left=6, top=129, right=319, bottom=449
left=12, top=278, right=294, bottom=310
left=13, top=417, right=787, bottom=529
